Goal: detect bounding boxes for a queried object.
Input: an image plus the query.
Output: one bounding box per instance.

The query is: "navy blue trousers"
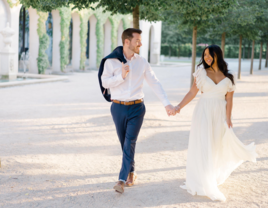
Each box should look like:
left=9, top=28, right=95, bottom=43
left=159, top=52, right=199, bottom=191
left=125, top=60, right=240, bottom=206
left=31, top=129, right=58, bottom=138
left=111, top=101, right=146, bottom=181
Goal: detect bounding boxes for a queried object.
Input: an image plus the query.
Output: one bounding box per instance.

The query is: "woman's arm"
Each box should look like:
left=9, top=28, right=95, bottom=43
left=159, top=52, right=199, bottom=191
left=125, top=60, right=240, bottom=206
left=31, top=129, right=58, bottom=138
left=225, top=91, right=234, bottom=128
left=175, top=78, right=199, bottom=113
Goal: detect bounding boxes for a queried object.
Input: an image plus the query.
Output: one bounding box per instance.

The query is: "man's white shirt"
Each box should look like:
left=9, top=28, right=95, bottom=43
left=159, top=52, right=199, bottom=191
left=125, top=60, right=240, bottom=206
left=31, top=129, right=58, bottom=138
left=101, top=53, right=170, bottom=107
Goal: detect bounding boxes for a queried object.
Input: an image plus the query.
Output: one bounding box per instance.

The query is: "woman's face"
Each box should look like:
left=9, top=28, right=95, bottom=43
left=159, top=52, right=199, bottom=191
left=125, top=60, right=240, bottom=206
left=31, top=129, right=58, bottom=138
left=204, top=48, right=214, bottom=66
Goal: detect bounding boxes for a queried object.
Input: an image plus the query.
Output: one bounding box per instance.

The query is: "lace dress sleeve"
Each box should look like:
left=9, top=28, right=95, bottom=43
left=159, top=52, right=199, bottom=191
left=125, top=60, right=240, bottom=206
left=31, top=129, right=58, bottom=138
left=193, top=67, right=206, bottom=91
left=227, top=72, right=237, bottom=92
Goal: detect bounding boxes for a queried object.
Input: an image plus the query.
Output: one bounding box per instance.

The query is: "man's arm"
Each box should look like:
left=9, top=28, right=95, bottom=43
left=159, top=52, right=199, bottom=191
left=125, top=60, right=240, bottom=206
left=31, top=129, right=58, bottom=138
left=144, top=62, right=175, bottom=116
left=101, top=60, right=127, bottom=89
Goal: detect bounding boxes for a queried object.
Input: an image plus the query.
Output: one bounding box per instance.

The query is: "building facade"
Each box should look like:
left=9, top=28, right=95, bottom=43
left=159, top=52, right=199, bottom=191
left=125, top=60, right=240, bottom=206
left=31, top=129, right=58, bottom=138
left=0, top=0, right=162, bottom=78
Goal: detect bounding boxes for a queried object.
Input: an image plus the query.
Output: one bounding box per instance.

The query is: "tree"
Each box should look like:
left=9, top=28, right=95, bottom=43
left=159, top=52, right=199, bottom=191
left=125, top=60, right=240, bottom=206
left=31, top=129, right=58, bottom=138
left=20, top=0, right=169, bottom=29
left=255, top=8, right=268, bottom=71
left=202, top=0, right=264, bottom=78
left=226, top=0, right=264, bottom=77
left=161, top=22, right=191, bottom=57
left=97, top=1, right=169, bottom=29
left=161, top=0, right=237, bottom=86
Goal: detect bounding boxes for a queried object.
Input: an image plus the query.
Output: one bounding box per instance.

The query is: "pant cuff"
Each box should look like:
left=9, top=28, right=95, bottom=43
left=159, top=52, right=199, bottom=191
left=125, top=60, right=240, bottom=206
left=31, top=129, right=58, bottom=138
left=119, top=179, right=126, bottom=183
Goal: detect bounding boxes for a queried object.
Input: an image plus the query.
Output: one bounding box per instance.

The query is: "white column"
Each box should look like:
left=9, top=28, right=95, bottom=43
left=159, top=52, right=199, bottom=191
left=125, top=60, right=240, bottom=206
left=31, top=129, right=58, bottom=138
left=103, top=19, right=112, bottom=57
left=139, top=20, right=162, bottom=64
left=0, top=23, right=16, bottom=80
left=51, top=10, right=61, bottom=73
left=89, top=14, right=97, bottom=69
left=28, top=7, right=39, bottom=73
left=9, top=3, right=21, bottom=75
left=72, top=12, right=80, bottom=70
left=139, top=20, right=150, bottom=61
left=150, top=21, right=161, bottom=64
left=0, top=0, right=11, bottom=52
left=117, top=20, right=124, bottom=46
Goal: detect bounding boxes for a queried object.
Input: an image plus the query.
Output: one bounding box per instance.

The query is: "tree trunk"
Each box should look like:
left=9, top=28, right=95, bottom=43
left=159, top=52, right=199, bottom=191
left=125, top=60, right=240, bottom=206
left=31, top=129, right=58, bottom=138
left=221, top=32, right=226, bottom=58
left=265, top=43, right=268, bottom=67
left=190, top=26, right=197, bottom=87
left=259, top=42, right=263, bottom=70
left=168, top=45, right=171, bottom=58
left=250, top=40, right=255, bottom=75
left=132, top=5, right=139, bottom=29
left=178, top=45, right=180, bottom=58
left=238, top=35, right=242, bottom=79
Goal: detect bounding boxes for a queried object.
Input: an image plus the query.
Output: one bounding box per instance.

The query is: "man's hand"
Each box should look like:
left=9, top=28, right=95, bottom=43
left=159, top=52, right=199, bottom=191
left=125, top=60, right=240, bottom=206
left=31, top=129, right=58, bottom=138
left=121, top=62, right=130, bottom=79
left=165, top=105, right=176, bottom=116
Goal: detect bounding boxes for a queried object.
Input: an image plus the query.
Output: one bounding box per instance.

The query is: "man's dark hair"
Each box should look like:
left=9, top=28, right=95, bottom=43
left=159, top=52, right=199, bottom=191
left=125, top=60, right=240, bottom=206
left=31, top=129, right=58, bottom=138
left=121, top=28, right=142, bottom=45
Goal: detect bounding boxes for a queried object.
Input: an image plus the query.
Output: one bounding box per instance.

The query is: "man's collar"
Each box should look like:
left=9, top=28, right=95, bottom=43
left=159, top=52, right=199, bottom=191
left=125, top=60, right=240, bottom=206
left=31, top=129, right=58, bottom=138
left=123, top=52, right=137, bottom=61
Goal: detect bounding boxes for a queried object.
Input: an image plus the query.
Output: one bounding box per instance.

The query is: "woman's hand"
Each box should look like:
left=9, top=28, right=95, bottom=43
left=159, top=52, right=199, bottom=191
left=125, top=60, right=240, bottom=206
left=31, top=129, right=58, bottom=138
left=175, top=105, right=181, bottom=114
left=226, top=117, right=233, bottom=128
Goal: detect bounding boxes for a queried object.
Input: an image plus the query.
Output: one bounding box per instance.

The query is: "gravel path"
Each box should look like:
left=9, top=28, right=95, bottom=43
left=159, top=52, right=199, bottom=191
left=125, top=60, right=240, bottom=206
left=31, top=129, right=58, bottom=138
left=0, top=59, right=267, bottom=208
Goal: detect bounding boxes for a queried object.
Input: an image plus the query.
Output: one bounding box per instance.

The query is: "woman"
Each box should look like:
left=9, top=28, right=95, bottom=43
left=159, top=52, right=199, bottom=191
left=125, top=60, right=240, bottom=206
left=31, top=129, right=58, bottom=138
left=176, top=45, right=257, bottom=201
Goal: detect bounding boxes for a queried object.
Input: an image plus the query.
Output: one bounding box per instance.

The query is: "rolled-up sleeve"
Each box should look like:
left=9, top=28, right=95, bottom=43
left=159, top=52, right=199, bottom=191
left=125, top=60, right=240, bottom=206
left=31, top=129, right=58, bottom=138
left=144, top=62, right=171, bottom=107
left=101, top=59, right=125, bottom=88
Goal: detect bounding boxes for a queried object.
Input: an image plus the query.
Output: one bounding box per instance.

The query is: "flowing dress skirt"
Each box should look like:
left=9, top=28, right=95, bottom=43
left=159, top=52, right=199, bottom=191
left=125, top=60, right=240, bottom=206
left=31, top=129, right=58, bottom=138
left=180, top=96, right=257, bottom=201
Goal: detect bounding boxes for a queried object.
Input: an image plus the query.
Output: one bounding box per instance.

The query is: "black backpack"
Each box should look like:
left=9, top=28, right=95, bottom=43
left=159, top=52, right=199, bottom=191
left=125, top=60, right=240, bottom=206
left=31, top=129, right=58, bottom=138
left=98, top=46, right=127, bottom=102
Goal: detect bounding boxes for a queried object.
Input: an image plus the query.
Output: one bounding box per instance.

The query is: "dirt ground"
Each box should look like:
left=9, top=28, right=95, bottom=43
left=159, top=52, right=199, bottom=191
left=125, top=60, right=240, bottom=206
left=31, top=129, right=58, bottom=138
left=0, top=59, right=267, bottom=208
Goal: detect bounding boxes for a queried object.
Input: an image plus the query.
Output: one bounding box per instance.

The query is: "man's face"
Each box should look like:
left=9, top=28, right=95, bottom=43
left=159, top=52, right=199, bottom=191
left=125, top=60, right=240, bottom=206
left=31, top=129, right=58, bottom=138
left=128, top=33, right=142, bottom=53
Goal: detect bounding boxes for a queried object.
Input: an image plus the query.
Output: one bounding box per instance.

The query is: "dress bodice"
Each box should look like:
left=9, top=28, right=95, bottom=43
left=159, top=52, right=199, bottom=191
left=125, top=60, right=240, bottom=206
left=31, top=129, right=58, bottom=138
left=193, top=67, right=236, bottom=99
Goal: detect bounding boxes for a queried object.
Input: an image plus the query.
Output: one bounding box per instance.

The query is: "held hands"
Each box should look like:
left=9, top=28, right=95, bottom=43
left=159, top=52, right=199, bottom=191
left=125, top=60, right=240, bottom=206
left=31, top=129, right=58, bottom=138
left=121, top=62, right=130, bottom=79
left=175, top=105, right=181, bottom=114
left=165, top=105, right=181, bottom=116
left=165, top=105, right=176, bottom=116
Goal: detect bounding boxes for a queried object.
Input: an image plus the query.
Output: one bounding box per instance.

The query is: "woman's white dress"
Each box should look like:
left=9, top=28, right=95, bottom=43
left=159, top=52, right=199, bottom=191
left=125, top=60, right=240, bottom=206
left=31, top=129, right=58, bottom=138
left=180, top=67, right=257, bottom=201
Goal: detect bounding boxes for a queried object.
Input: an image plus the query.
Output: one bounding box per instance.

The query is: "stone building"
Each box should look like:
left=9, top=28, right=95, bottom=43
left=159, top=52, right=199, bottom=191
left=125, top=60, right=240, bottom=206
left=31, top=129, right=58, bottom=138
left=0, top=0, right=162, bottom=79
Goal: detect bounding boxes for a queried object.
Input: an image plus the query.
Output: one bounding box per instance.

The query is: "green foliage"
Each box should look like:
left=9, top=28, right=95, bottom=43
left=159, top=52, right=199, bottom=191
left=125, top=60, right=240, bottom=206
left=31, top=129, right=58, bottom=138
left=78, top=10, right=91, bottom=70
left=162, top=0, right=236, bottom=31
left=37, top=34, right=49, bottom=74
left=109, top=17, right=117, bottom=51
left=37, top=11, right=49, bottom=74
left=95, top=14, right=105, bottom=67
left=161, top=43, right=267, bottom=59
left=7, top=0, right=14, bottom=8
left=59, top=7, right=72, bottom=71
left=198, top=0, right=268, bottom=41
left=73, top=7, right=131, bottom=68
left=161, top=22, right=192, bottom=46
left=222, top=1, right=262, bottom=40
left=7, top=0, right=20, bottom=8
left=97, top=0, right=167, bottom=19
left=122, top=18, right=129, bottom=30
left=20, top=0, right=77, bottom=12
left=19, top=0, right=167, bottom=23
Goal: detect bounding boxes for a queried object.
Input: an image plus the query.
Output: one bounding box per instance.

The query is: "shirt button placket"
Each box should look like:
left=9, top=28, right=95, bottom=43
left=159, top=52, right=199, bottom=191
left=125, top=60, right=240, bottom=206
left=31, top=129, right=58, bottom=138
left=128, top=61, right=132, bottom=97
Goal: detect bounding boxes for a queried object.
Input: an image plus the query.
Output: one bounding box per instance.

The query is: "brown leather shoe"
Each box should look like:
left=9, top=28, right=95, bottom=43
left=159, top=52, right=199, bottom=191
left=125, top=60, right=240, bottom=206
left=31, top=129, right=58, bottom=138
left=126, top=172, right=137, bottom=187
left=113, top=181, right=124, bottom=193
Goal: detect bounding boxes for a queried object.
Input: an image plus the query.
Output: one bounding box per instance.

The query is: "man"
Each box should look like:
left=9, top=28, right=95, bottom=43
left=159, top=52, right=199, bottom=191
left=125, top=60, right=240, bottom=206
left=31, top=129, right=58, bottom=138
left=101, top=28, right=175, bottom=193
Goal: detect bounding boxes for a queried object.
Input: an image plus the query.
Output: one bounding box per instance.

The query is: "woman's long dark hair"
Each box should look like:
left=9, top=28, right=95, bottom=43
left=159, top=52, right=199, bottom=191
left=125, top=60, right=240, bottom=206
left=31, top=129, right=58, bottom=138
left=197, top=45, right=234, bottom=85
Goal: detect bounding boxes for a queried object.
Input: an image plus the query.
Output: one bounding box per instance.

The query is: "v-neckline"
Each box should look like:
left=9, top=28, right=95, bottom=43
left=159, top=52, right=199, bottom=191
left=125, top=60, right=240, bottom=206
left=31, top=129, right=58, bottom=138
left=205, top=69, right=227, bottom=85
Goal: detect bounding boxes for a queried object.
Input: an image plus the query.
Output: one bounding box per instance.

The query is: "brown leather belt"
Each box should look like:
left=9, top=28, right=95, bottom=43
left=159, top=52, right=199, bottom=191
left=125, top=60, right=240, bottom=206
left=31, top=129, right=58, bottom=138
left=113, top=99, right=143, bottom=106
